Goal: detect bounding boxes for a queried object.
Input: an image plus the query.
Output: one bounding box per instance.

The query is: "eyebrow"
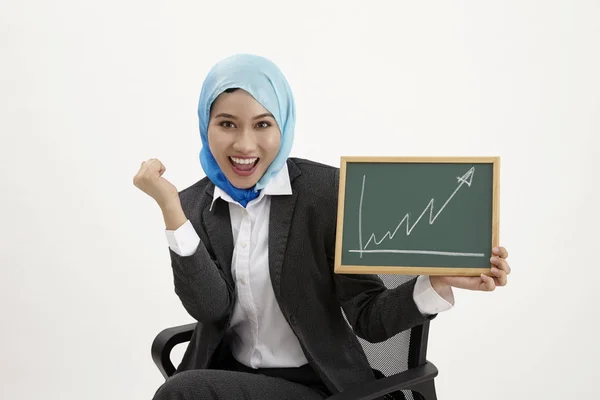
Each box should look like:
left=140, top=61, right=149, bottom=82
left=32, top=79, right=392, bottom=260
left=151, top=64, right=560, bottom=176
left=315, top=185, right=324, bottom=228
left=213, top=112, right=275, bottom=120
left=252, top=113, right=275, bottom=120
left=213, top=113, right=238, bottom=120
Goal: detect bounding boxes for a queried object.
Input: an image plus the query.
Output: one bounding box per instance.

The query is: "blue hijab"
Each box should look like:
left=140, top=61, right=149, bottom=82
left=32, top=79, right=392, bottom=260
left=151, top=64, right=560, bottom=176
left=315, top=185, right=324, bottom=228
left=197, top=54, right=296, bottom=207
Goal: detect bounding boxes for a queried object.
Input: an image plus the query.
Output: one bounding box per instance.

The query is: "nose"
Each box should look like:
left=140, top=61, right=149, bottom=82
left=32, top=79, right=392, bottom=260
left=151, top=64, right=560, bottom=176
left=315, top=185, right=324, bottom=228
left=232, top=128, right=257, bottom=154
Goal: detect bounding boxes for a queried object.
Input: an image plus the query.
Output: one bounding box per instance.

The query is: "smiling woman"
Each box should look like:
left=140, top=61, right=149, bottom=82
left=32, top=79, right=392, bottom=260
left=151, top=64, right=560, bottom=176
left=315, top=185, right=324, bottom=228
left=132, top=53, right=511, bottom=400
left=208, top=88, right=281, bottom=189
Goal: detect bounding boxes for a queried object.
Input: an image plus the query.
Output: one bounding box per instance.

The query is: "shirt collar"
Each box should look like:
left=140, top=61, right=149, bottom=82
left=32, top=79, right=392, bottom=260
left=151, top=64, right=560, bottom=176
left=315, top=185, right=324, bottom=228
left=210, top=162, right=292, bottom=211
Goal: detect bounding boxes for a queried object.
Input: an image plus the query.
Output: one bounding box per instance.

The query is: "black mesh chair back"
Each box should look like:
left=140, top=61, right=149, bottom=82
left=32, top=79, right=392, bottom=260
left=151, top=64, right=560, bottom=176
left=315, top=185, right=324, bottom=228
left=342, top=274, right=427, bottom=400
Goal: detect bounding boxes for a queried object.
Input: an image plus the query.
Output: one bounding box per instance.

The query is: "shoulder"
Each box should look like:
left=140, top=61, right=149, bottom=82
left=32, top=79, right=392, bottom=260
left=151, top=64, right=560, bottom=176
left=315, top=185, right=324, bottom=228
left=177, top=176, right=213, bottom=212
left=290, top=157, right=338, bottom=172
left=287, top=158, right=340, bottom=246
left=288, top=157, right=340, bottom=206
left=288, top=157, right=339, bottom=189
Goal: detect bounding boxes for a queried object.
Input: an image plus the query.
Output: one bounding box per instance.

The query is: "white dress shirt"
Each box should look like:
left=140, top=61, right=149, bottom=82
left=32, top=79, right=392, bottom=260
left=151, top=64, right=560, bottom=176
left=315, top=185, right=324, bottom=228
left=166, top=163, right=454, bottom=369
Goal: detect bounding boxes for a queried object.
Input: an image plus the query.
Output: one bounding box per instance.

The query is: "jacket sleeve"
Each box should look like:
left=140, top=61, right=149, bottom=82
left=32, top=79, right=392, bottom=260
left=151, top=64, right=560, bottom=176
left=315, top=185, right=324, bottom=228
left=333, top=271, right=431, bottom=343
left=166, top=192, right=233, bottom=324
left=327, top=168, right=433, bottom=343
left=168, top=229, right=233, bottom=324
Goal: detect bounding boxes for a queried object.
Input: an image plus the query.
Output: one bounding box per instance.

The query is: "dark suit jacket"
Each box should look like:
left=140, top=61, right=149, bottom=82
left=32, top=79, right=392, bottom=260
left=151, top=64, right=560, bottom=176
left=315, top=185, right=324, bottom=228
left=169, top=157, right=432, bottom=394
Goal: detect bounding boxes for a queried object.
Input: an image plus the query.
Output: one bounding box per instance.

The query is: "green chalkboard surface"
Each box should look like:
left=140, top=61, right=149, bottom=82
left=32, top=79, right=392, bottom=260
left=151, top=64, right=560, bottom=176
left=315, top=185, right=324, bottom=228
left=334, top=157, right=500, bottom=276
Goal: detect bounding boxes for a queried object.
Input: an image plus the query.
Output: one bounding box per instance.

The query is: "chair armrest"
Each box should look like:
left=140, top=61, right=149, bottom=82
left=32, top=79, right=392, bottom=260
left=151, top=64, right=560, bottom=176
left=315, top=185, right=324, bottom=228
left=326, top=361, right=438, bottom=400
left=151, top=323, right=196, bottom=379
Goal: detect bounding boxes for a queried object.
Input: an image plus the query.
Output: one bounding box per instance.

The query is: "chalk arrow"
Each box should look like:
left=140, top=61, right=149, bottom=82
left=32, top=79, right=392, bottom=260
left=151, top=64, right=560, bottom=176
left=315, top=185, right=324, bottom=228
left=457, top=167, right=475, bottom=187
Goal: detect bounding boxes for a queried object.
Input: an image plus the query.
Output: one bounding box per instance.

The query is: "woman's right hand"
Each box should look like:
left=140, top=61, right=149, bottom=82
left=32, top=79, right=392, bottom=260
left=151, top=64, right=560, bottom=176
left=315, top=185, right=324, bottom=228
left=133, top=158, right=179, bottom=209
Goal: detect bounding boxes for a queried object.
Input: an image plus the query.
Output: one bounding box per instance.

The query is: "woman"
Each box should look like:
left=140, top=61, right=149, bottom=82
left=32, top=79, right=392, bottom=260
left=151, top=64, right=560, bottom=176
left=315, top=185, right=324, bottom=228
left=133, top=54, right=511, bottom=399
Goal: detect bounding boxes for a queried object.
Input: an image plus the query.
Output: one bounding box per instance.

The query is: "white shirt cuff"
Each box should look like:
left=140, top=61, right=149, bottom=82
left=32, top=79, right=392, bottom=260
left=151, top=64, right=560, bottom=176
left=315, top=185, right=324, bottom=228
left=165, top=220, right=201, bottom=257
left=413, top=275, right=455, bottom=316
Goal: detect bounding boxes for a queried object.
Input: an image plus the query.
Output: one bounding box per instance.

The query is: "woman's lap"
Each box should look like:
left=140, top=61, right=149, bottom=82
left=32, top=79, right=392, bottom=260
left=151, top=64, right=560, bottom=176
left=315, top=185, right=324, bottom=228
left=152, top=369, right=328, bottom=400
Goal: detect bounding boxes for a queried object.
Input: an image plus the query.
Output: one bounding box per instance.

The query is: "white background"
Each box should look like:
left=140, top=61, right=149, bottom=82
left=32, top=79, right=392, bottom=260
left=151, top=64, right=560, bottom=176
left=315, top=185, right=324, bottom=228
left=2, top=1, right=599, bottom=399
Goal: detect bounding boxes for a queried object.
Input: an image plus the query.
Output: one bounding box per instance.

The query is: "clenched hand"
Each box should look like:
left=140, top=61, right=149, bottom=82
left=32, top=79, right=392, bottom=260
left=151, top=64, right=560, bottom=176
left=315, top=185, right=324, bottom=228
left=133, top=158, right=179, bottom=209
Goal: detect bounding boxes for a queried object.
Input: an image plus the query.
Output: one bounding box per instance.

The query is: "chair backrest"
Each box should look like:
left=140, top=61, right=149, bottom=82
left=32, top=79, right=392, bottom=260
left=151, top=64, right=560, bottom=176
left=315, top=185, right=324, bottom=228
left=343, top=274, right=429, bottom=400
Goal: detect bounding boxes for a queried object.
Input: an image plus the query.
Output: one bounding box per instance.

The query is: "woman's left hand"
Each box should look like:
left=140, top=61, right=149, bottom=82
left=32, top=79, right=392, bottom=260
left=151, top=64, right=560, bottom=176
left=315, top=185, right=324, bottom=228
left=430, top=246, right=511, bottom=292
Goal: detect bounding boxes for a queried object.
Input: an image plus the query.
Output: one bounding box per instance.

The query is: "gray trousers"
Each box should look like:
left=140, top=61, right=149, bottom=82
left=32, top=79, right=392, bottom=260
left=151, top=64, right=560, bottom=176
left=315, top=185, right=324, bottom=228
left=152, top=369, right=329, bottom=400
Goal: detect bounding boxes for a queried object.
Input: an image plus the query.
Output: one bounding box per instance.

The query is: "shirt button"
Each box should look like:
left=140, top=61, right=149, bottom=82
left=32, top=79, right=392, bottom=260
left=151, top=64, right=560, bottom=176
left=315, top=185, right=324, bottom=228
left=241, top=242, right=247, bottom=248
left=289, top=315, right=296, bottom=326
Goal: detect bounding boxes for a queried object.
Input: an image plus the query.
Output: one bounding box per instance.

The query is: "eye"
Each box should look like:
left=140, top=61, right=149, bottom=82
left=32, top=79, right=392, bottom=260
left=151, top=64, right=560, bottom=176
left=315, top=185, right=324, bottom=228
left=256, top=121, right=272, bottom=129
left=219, top=120, right=236, bottom=129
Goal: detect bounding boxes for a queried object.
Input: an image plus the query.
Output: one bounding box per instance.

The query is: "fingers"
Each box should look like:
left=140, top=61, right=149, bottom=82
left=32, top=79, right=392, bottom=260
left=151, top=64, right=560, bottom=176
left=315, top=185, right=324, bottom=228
left=137, top=158, right=164, bottom=175
left=142, top=158, right=158, bottom=171
left=490, top=246, right=511, bottom=289
left=490, top=256, right=511, bottom=276
left=133, top=158, right=164, bottom=188
left=490, top=266, right=508, bottom=286
left=149, top=159, right=165, bottom=176
left=493, top=246, right=508, bottom=259
left=480, top=273, right=496, bottom=291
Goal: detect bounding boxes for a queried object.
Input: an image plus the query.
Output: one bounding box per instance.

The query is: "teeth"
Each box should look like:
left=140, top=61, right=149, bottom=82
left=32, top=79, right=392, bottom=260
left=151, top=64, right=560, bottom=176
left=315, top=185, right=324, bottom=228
left=230, top=157, right=258, bottom=165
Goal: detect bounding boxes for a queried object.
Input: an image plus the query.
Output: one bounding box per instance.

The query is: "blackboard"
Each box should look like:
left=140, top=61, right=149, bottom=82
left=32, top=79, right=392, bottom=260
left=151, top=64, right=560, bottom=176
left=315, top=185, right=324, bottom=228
left=334, top=157, right=500, bottom=276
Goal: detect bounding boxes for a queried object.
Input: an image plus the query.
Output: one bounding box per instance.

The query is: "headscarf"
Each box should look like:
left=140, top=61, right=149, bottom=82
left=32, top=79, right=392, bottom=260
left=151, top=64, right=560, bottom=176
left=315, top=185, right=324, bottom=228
left=197, top=54, right=296, bottom=207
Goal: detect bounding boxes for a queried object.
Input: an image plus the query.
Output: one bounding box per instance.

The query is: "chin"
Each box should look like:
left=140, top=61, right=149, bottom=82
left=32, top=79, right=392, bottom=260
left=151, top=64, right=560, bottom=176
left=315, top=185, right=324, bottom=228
left=229, top=176, right=259, bottom=190
left=226, top=164, right=269, bottom=190
left=234, top=182, right=256, bottom=190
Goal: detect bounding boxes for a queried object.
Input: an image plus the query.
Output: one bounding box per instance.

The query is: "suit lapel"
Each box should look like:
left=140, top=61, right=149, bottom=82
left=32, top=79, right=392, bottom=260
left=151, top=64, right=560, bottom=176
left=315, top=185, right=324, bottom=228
left=202, top=187, right=235, bottom=287
left=269, top=160, right=301, bottom=299
left=200, top=159, right=302, bottom=297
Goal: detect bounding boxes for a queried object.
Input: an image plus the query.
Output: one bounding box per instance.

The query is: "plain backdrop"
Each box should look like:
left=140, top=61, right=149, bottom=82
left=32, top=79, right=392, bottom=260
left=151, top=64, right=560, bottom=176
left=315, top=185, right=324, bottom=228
left=1, top=1, right=599, bottom=399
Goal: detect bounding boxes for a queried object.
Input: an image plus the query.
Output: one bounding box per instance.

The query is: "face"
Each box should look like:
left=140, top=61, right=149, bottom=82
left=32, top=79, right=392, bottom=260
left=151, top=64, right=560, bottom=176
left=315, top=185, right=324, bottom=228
left=208, top=89, right=281, bottom=189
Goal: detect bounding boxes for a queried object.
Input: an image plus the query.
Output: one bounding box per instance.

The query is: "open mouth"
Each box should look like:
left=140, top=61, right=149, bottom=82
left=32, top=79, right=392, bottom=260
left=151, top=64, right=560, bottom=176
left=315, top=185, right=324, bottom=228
left=229, top=156, right=259, bottom=176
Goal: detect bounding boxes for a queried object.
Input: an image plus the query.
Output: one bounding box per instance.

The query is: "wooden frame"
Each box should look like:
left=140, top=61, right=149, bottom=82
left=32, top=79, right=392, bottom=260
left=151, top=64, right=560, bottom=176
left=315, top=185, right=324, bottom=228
left=334, top=156, right=500, bottom=276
